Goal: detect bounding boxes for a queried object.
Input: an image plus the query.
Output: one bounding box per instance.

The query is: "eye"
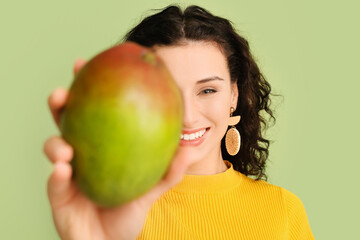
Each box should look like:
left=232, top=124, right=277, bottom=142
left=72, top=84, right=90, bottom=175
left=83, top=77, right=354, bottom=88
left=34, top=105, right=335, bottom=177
left=200, top=88, right=217, bottom=94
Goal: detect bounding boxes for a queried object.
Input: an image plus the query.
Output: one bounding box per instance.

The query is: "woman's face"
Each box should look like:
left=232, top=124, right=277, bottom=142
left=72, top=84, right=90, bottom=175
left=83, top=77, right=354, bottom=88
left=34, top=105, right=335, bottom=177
left=153, top=41, right=238, bottom=165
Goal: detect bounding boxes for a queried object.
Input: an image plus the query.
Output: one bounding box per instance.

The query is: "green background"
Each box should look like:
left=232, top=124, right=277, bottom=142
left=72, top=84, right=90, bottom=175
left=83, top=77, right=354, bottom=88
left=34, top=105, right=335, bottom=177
left=1, top=0, right=359, bottom=239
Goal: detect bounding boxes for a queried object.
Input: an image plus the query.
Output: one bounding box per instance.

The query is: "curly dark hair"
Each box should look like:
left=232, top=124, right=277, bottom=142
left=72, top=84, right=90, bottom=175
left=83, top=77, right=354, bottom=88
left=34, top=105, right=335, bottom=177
left=121, top=5, right=276, bottom=181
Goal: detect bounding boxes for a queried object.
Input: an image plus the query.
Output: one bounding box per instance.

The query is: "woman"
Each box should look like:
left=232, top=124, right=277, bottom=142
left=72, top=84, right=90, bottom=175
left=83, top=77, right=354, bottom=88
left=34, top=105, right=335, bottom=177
left=44, top=5, right=315, bottom=240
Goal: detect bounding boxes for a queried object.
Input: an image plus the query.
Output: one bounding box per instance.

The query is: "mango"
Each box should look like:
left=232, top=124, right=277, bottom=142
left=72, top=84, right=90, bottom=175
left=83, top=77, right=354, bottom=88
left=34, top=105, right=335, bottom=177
left=59, top=42, right=183, bottom=208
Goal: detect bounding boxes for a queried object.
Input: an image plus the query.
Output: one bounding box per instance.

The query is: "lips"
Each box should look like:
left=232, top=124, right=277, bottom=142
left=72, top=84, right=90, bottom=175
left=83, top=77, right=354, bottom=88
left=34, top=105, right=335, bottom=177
left=179, top=127, right=210, bottom=146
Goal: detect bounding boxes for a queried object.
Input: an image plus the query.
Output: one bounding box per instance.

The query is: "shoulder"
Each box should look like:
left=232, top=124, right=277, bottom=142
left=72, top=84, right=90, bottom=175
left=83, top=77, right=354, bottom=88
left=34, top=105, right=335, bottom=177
left=280, top=187, right=308, bottom=216
left=237, top=174, right=315, bottom=239
left=245, top=176, right=315, bottom=239
left=236, top=171, right=303, bottom=200
left=236, top=172, right=284, bottom=197
left=238, top=173, right=308, bottom=214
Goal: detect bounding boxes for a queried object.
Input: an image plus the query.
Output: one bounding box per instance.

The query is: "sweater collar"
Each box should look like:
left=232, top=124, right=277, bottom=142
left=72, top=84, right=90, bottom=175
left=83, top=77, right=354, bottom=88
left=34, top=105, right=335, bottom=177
left=170, top=160, right=244, bottom=194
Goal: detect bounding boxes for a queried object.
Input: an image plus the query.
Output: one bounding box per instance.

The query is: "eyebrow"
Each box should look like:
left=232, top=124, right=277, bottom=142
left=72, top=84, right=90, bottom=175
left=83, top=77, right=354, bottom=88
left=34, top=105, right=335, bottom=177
left=196, top=76, right=224, bottom=84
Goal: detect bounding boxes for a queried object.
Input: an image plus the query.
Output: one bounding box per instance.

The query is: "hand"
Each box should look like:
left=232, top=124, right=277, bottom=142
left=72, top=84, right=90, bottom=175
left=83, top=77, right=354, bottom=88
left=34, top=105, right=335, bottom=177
left=43, top=59, right=193, bottom=240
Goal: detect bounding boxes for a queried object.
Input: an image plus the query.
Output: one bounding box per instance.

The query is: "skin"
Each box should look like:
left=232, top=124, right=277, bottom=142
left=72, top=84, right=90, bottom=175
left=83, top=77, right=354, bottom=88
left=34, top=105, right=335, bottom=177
left=43, top=40, right=238, bottom=240
left=153, top=41, right=238, bottom=175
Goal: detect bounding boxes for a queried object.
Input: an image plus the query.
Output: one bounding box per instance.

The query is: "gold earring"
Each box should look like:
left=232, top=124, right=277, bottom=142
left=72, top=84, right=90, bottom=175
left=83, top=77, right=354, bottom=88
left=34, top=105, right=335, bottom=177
left=225, top=107, right=241, bottom=156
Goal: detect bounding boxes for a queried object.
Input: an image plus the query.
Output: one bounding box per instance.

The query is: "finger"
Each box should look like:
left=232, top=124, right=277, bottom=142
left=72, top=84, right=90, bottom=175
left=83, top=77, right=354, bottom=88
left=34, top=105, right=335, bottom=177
left=47, top=161, right=76, bottom=208
left=73, top=58, right=87, bottom=75
left=47, top=87, right=69, bottom=129
left=43, top=136, right=73, bottom=164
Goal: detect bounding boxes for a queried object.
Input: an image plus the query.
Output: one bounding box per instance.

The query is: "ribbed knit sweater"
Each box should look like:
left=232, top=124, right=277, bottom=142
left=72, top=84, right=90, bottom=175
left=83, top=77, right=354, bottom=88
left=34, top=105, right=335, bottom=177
left=137, top=160, right=315, bottom=239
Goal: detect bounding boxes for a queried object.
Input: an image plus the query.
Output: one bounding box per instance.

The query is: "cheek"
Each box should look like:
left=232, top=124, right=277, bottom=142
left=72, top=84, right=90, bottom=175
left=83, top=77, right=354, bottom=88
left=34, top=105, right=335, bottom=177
left=200, top=93, right=231, bottom=135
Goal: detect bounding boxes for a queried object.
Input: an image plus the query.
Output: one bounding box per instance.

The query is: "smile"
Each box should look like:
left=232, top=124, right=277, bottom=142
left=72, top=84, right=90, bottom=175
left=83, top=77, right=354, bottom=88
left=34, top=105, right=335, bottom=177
left=180, top=128, right=206, bottom=140
left=179, top=128, right=210, bottom=146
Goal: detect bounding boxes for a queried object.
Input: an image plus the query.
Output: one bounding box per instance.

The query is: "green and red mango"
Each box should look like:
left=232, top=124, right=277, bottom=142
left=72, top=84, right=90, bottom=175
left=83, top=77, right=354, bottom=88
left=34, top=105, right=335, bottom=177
left=60, top=42, right=183, bottom=207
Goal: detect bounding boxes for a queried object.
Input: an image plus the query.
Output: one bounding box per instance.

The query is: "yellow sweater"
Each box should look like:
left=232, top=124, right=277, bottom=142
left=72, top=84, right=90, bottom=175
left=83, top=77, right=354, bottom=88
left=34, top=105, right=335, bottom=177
left=137, top=160, right=315, bottom=239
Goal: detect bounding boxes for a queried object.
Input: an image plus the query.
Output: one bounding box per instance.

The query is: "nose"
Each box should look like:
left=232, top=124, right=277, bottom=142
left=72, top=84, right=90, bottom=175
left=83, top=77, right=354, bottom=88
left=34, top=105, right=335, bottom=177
left=182, top=94, right=200, bottom=128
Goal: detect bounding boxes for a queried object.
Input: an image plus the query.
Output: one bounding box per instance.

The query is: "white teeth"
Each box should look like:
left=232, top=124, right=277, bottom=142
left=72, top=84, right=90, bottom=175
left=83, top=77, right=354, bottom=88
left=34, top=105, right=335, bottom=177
left=180, top=129, right=207, bottom=141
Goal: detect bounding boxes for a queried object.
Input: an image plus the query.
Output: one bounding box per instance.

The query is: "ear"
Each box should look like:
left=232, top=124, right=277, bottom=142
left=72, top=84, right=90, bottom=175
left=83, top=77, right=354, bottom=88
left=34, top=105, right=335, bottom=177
left=231, top=82, right=239, bottom=109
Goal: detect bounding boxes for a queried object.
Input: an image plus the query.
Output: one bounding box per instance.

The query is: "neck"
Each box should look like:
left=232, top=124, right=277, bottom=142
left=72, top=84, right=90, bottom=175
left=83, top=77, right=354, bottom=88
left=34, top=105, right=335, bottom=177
left=184, top=146, right=228, bottom=175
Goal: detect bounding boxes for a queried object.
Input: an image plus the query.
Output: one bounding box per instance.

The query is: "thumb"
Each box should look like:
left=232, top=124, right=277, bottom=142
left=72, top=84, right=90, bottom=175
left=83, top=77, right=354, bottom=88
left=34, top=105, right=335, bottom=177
left=47, top=162, right=76, bottom=208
